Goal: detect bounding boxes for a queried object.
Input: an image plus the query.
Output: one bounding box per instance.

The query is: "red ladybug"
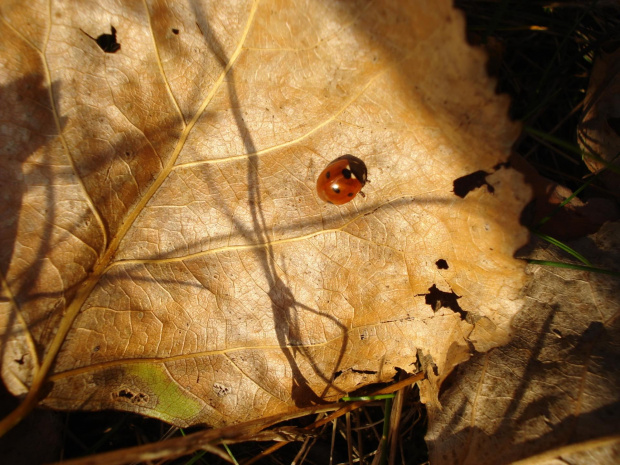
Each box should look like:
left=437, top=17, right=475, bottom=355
left=316, top=154, right=368, bottom=205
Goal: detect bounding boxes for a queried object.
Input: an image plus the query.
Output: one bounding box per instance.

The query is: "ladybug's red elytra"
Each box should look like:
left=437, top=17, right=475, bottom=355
left=316, top=154, right=368, bottom=205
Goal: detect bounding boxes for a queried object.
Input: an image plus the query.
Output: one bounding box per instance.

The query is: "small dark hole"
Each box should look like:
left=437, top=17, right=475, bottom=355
left=436, top=259, right=449, bottom=269
left=96, top=26, right=121, bottom=53
left=172, top=28, right=179, bottom=35
left=118, top=389, right=133, bottom=399
left=425, top=284, right=466, bottom=318
left=453, top=170, right=493, bottom=198
left=351, top=369, right=377, bottom=375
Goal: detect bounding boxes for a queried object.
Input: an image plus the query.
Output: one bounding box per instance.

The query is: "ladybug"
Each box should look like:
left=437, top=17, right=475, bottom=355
left=316, top=154, right=368, bottom=205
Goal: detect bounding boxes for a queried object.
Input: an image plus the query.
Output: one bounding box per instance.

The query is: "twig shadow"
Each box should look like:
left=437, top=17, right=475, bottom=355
left=0, top=74, right=66, bottom=373
left=191, top=3, right=347, bottom=405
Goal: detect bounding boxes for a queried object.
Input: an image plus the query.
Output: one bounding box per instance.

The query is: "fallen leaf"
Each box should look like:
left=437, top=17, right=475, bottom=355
left=510, top=154, right=619, bottom=240
left=578, top=45, right=620, bottom=195
left=426, top=222, right=620, bottom=464
left=0, top=0, right=529, bottom=429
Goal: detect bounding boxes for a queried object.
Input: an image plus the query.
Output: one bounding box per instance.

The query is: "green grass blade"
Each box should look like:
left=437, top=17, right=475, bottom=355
left=340, top=394, right=396, bottom=402
left=531, top=231, right=592, bottom=265
left=528, top=259, right=620, bottom=277
left=223, top=444, right=239, bottom=465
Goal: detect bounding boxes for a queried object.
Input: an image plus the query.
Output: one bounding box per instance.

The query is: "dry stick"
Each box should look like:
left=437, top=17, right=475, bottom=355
left=50, top=372, right=423, bottom=465
left=346, top=411, right=354, bottom=465
left=290, top=435, right=313, bottom=464
left=330, top=417, right=338, bottom=465
left=388, top=385, right=406, bottom=465
left=242, top=372, right=425, bottom=465
left=356, top=410, right=364, bottom=465
left=51, top=404, right=341, bottom=465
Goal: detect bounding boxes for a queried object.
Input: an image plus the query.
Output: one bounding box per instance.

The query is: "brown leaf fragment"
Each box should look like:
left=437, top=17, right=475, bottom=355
left=426, top=222, right=620, bottom=465
left=511, top=153, right=620, bottom=239
left=578, top=45, right=620, bottom=196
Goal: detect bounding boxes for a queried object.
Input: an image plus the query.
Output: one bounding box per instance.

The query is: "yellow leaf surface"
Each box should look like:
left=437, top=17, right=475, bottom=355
left=0, top=0, right=529, bottom=428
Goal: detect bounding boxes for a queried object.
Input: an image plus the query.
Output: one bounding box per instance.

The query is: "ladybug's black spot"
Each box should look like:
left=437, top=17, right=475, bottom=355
left=341, top=168, right=352, bottom=179
left=332, top=186, right=340, bottom=194
left=325, top=171, right=331, bottom=179
left=95, top=26, right=121, bottom=53
left=348, top=192, right=353, bottom=197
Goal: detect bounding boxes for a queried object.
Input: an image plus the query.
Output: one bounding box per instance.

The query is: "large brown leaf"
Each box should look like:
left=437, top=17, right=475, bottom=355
left=0, top=0, right=529, bottom=428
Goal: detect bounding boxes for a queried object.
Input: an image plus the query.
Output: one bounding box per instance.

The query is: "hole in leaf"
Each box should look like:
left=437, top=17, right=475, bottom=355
left=351, top=369, right=377, bottom=375
left=96, top=26, right=120, bottom=53
left=453, top=170, right=493, bottom=198
left=424, top=284, right=467, bottom=319
left=113, top=389, right=149, bottom=404
left=333, top=368, right=377, bottom=379
left=81, top=26, right=121, bottom=53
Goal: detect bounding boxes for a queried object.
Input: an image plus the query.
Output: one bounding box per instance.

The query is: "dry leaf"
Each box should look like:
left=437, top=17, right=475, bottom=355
left=0, top=0, right=529, bottom=429
left=510, top=154, right=619, bottom=240
left=426, top=222, right=620, bottom=465
left=578, top=45, right=620, bottom=195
